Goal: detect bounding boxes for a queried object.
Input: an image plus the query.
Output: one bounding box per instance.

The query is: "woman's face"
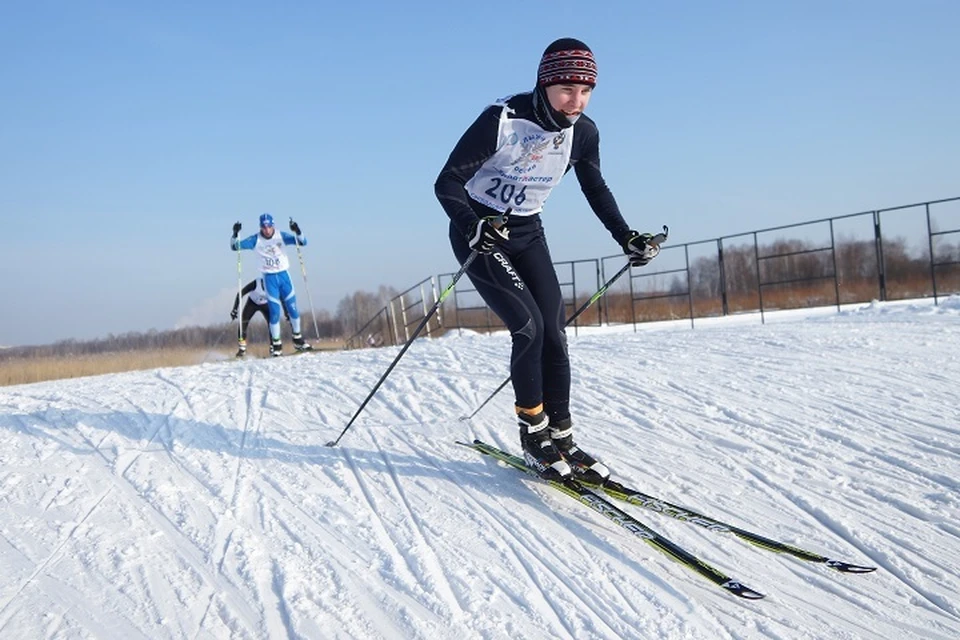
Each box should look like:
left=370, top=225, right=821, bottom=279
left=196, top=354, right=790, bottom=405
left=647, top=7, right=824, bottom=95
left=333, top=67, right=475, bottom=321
left=545, top=83, right=593, bottom=119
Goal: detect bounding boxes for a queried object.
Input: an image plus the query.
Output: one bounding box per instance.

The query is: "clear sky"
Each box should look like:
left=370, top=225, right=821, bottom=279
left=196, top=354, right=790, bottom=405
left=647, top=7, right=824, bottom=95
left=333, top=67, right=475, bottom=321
left=1, top=1, right=957, bottom=346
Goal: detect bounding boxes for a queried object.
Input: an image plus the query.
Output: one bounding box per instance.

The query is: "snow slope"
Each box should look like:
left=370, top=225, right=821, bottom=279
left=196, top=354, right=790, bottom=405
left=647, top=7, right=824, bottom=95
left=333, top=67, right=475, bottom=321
left=1, top=299, right=959, bottom=639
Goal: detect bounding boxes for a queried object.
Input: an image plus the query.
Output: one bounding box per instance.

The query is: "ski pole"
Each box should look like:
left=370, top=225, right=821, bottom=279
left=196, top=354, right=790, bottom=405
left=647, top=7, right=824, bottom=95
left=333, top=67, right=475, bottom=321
left=326, top=211, right=509, bottom=447
left=233, top=223, right=243, bottom=345
left=290, top=217, right=321, bottom=341
left=458, top=225, right=669, bottom=421
left=326, top=251, right=478, bottom=446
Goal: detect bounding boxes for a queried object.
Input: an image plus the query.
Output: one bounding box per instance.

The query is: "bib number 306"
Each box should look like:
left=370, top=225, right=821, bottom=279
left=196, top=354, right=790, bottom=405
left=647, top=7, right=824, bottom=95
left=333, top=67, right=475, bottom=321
left=484, top=178, right=527, bottom=207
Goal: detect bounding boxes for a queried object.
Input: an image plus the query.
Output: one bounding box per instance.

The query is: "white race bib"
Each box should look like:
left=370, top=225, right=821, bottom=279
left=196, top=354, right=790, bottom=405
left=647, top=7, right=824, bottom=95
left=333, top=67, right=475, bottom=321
left=255, top=233, right=290, bottom=274
left=464, top=100, right=574, bottom=215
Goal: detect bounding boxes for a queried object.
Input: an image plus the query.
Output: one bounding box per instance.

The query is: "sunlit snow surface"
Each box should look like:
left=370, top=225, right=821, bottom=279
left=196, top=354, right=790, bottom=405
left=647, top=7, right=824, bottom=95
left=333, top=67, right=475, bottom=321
left=1, top=298, right=958, bottom=639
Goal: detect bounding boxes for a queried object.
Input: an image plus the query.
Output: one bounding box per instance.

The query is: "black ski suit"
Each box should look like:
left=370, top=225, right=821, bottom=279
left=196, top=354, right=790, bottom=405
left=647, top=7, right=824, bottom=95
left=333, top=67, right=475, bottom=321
left=435, top=90, right=631, bottom=422
left=232, top=279, right=290, bottom=343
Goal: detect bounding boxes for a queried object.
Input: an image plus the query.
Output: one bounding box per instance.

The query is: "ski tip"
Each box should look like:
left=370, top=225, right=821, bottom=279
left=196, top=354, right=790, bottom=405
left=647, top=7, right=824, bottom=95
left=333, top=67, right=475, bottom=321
left=324, top=441, right=337, bottom=447
left=723, top=580, right=765, bottom=600
left=826, top=559, right=878, bottom=573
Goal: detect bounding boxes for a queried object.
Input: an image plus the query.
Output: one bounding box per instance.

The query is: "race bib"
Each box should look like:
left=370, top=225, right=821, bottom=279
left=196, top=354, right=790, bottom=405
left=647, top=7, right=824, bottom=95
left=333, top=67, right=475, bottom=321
left=255, top=234, right=290, bottom=274
left=465, top=101, right=574, bottom=215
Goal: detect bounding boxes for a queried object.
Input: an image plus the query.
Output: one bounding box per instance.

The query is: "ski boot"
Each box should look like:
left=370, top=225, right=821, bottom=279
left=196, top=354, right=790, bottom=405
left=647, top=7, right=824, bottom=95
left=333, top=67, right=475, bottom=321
left=551, top=417, right=610, bottom=486
left=518, top=406, right=571, bottom=481
left=292, top=333, right=313, bottom=353
left=270, top=339, right=283, bottom=357
left=235, top=339, right=247, bottom=359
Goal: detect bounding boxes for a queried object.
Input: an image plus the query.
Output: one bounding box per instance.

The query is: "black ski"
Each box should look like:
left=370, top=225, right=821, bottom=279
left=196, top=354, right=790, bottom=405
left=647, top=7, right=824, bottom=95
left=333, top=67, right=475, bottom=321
left=458, top=439, right=765, bottom=600
left=583, top=477, right=876, bottom=574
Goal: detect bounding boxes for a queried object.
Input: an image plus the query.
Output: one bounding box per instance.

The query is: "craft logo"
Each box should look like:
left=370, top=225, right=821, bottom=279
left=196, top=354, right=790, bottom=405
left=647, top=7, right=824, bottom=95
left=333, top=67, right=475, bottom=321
left=492, top=252, right=524, bottom=290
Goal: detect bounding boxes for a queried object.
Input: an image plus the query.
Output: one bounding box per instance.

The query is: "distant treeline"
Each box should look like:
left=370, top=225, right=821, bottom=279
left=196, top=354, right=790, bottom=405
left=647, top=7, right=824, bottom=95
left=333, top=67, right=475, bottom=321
left=2, top=286, right=402, bottom=360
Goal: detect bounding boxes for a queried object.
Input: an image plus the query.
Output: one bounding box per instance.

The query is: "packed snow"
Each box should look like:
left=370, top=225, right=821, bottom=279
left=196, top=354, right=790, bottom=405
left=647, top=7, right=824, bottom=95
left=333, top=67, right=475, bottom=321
left=1, top=298, right=959, bottom=639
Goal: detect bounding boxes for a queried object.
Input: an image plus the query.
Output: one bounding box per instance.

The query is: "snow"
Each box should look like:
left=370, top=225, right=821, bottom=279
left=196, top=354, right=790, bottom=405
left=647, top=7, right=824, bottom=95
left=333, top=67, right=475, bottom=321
left=1, top=298, right=959, bottom=639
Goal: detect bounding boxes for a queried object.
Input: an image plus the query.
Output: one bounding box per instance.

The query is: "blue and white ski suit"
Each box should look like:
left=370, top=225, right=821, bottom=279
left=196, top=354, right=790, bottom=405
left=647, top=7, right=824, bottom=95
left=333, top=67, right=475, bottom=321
left=231, top=230, right=307, bottom=342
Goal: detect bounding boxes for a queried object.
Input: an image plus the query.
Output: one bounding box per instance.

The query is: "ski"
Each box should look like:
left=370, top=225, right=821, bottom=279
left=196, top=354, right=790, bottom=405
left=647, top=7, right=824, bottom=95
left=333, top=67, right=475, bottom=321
left=587, top=477, right=876, bottom=574
left=458, top=439, right=765, bottom=600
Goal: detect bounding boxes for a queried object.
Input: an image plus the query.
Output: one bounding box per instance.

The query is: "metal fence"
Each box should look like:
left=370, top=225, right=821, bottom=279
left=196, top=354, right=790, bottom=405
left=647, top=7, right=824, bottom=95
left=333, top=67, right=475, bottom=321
left=597, top=196, right=960, bottom=328
left=347, top=196, right=960, bottom=348
left=343, top=277, right=440, bottom=349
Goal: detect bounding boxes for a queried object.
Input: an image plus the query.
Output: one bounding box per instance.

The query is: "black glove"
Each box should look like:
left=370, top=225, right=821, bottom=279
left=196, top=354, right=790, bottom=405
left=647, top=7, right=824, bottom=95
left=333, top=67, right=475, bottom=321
left=230, top=309, right=238, bottom=321
left=289, top=220, right=302, bottom=235
left=467, top=216, right=510, bottom=254
left=621, top=230, right=662, bottom=267
left=232, top=222, right=242, bottom=238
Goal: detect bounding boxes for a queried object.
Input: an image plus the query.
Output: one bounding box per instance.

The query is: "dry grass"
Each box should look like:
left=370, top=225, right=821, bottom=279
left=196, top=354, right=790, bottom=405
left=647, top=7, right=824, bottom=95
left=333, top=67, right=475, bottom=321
left=0, top=349, right=215, bottom=387
left=0, top=339, right=345, bottom=387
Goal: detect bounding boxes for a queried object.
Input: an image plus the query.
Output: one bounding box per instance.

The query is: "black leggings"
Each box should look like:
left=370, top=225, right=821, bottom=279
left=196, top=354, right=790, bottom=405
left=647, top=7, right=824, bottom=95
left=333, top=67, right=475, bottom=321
left=239, top=301, right=269, bottom=342
left=450, top=215, right=570, bottom=421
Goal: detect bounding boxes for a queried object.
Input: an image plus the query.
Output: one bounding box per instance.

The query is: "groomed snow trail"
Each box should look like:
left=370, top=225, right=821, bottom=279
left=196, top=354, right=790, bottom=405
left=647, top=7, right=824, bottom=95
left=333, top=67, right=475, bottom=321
left=1, top=299, right=958, bottom=639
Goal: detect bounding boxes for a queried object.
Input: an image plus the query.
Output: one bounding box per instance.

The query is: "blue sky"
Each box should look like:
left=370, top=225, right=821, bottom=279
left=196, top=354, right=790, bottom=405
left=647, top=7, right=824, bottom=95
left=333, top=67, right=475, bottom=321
left=1, top=1, right=957, bottom=346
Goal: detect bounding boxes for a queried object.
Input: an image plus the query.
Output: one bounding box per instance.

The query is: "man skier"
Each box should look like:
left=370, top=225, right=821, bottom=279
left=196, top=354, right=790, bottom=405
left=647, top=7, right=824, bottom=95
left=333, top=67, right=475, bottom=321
left=230, top=277, right=293, bottom=358
left=230, top=214, right=313, bottom=356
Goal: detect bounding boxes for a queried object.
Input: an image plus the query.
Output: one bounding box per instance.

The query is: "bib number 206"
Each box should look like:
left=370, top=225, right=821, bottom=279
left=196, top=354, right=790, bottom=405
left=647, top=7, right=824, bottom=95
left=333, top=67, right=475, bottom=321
left=484, top=179, right=527, bottom=207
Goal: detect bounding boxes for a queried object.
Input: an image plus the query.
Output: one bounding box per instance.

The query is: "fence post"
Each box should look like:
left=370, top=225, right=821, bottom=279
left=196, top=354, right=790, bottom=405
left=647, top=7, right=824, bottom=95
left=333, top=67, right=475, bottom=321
left=389, top=299, right=401, bottom=345
left=399, top=294, right=410, bottom=342
left=873, top=211, right=887, bottom=301
left=754, top=232, right=765, bottom=325
left=829, top=219, right=841, bottom=312
left=684, top=244, right=695, bottom=328
left=718, top=239, right=729, bottom=316
left=926, top=203, right=939, bottom=304
left=570, top=263, right=579, bottom=336
left=594, top=259, right=602, bottom=326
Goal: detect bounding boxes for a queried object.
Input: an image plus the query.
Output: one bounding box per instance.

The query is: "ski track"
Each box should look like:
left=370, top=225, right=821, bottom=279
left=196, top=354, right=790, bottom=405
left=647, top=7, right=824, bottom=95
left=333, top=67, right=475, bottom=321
left=368, top=431, right=469, bottom=620
left=1, top=301, right=960, bottom=638
left=447, top=441, right=636, bottom=637
left=446, top=438, right=683, bottom=639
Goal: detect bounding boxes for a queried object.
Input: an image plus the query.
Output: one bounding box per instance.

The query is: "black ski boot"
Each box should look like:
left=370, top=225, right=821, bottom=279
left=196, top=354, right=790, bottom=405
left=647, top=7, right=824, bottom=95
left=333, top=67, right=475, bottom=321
left=292, top=333, right=313, bottom=352
left=235, top=339, right=247, bottom=359
left=518, top=408, right=571, bottom=481
left=551, top=417, right=610, bottom=485
left=270, top=339, right=283, bottom=357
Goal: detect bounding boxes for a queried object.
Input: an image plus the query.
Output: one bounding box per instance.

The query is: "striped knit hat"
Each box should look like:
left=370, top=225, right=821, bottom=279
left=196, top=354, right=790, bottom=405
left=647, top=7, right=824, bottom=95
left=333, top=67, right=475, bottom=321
left=537, top=38, right=597, bottom=87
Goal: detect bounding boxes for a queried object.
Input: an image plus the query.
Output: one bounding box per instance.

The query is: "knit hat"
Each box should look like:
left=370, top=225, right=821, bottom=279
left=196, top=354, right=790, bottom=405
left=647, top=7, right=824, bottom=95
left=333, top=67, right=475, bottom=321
left=537, top=38, right=597, bottom=87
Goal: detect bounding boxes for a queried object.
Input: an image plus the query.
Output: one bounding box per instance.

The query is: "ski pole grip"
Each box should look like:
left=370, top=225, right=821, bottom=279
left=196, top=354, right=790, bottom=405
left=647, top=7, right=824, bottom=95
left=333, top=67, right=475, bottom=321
left=649, top=224, right=669, bottom=247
